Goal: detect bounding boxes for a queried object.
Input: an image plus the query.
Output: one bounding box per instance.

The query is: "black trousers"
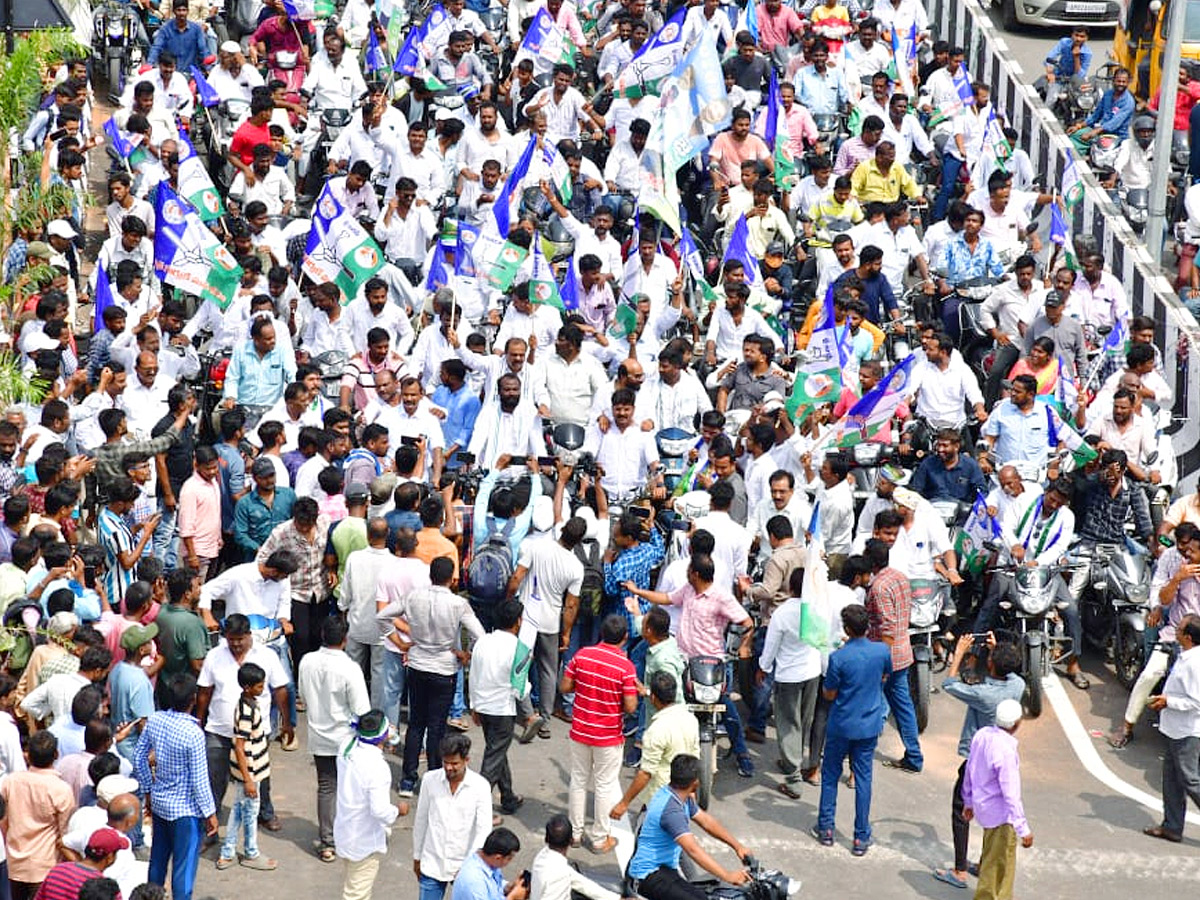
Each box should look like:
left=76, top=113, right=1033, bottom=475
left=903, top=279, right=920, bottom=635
left=478, top=713, right=518, bottom=808
left=403, top=668, right=456, bottom=783
left=952, top=759, right=970, bottom=871
left=984, top=343, right=1021, bottom=409
left=639, top=867, right=707, bottom=900
left=289, top=598, right=326, bottom=678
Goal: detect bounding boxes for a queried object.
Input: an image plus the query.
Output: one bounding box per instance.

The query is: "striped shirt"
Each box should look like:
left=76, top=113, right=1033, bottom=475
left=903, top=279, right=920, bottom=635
left=32, top=861, right=98, bottom=900
left=230, top=695, right=270, bottom=783
left=98, top=506, right=135, bottom=607
left=564, top=643, right=638, bottom=748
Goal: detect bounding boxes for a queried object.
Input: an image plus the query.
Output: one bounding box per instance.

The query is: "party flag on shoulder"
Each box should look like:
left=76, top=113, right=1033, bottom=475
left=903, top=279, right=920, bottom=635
left=455, top=221, right=480, bottom=278
left=956, top=490, right=1001, bottom=576
left=494, top=134, right=537, bottom=239
left=282, top=0, right=316, bottom=19
left=559, top=260, right=581, bottom=311
left=102, top=116, right=136, bottom=159
left=1062, top=149, right=1085, bottom=207
left=394, top=26, right=423, bottom=75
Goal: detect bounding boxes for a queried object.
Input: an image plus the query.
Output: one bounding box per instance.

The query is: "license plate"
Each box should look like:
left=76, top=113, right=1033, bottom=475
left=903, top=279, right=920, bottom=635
left=1065, top=2, right=1105, bottom=12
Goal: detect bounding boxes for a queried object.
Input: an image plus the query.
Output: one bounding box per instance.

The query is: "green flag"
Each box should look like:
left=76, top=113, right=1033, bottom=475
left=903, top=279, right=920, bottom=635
left=486, top=241, right=529, bottom=291
left=510, top=641, right=532, bottom=696
left=530, top=239, right=563, bottom=310
left=608, top=303, right=638, bottom=340
left=774, top=142, right=797, bottom=192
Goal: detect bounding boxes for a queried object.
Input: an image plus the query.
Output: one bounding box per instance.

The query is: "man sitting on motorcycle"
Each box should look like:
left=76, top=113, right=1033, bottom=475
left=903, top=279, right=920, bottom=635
left=1040, top=26, right=1091, bottom=109
left=891, top=487, right=962, bottom=586
left=910, top=428, right=987, bottom=506
left=907, top=332, right=988, bottom=429
left=625, top=754, right=751, bottom=900
left=1068, top=66, right=1134, bottom=154
left=1102, top=115, right=1155, bottom=191
left=975, top=477, right=1081, bottom=683
left=981, top=374, right=1073, bottom=474
left=1087, top=389, right=1161, bottom=485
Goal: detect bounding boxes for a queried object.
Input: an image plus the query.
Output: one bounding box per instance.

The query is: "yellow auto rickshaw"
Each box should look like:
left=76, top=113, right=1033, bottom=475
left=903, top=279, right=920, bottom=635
left=1113, top=0, right=1200, bottom=98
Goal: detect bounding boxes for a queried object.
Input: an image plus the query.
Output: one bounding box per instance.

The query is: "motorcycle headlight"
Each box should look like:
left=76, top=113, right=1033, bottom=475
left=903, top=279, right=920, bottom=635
left=1077, top=93, right=1096, bottom=111
left=1016, top=593, right=1051, bottom=616
left=1128, top=207, right=1148, bottom=224
left=693, top=683, right=721, bottom=705
left=107, top=19, right=124, bottom=37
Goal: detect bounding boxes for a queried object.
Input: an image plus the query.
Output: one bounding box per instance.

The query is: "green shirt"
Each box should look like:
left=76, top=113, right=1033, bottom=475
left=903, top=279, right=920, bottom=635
left=646, top=637, right=686, bottom=703
left=154, top=603, right=209, bottom=704
left=329, top=517, right=368, bottom=600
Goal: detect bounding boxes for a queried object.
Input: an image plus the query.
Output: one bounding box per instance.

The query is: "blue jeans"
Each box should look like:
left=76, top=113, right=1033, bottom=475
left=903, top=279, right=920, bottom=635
left=560, top=613, right=600, bottom=716
left=153, top=502, right=178, bottom=568
left=883, top=666, right=924, bottom=770
left=219, top=782, right=261, bottom=860
left=749, top=629, right=772, bottom=733
left=450, top=667, right=466, bottom=719
left=933, top=151, right=964, bottom=222
left=418, top=873, right=450, bottom=900
left=382, top=650, right=406, bottom=729
left=723, top=660, right=749, bottom=758
left=268, top=636, right=298, bottom=729
left=817, top=732, right=878, bottom=842
left=630, top=638, right=648, bottom=738
left=148, top=814, right=204, bottom=900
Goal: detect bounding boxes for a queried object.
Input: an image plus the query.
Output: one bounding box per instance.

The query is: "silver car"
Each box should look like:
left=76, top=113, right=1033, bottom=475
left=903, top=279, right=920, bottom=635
left=992, top=0, right=1119, bottom=29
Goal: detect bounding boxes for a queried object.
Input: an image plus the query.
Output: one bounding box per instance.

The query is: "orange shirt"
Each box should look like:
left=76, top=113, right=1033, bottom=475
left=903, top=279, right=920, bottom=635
left=414, top=527, right=460, bottom=582
left=0, top=767, right=75, bottom=881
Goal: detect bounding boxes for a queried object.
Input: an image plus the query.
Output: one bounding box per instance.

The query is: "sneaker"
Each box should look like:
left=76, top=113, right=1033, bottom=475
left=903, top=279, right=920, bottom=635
left=624, top=747, right=643, bottom=768
left=736, top=755, right=755, bottom=778
left=809, top=826, right=834, bottom=847
left=397, top=779, right=416, bottom=798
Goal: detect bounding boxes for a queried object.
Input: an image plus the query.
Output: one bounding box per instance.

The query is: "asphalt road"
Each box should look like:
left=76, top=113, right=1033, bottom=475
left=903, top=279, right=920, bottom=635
left=185, top=647, right=1200, bottom=900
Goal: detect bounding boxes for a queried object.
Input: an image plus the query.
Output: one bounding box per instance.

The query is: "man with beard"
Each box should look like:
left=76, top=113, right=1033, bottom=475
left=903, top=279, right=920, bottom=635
left=584, top=390, right=662, bottom=501
left=450, top=331, right=535, bottom=410
left=458, top=102, right=513, bottom=179
left=1088, top=390, right=1160, bottom=484
left=639, top=349, right=712, bottom=435
left=468, top=374, right=543, bottom=471
left=910, top=429, right=987, bottom=505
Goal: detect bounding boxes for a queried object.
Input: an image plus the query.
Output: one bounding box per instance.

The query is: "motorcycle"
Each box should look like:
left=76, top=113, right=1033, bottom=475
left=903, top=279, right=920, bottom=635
left=907, top=577, right=950, bottom=733
left=304, top=106, right=352, bottom=196
left=1071, top=541, right=1150, bottom=688
left=993, top=564, right=1071, bottom=718
left=1088, top=133, right=1122, bottom=181
left=684, top=855, right=801, bottom=900
left=657, top=428, right=699, bottom=495
left=683, top=653, right=728, bottom=810
left=93, top=1, right=146, bottom=103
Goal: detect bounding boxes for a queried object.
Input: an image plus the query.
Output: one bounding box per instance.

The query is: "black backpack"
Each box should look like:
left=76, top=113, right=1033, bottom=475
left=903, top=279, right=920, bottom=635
left=467, top=523, right=515, bottom=606
left=574, top=538, right=604, bottom=617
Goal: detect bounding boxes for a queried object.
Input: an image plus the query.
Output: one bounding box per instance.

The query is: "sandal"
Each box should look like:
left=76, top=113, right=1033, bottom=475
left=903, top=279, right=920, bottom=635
left=1106, top=730, right=1133, bottom=749
left=932, top=868, right=968, bottom=889
left=318, top=847, right=337, bottom=863
left=777, top=782, right=801, bottom=800
left=1069, top=670, right=1091, bottom=690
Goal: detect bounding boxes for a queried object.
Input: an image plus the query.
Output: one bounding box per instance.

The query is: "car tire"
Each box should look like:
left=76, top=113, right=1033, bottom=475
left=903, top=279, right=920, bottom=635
left=1000, top=0, right=1020, bottom=30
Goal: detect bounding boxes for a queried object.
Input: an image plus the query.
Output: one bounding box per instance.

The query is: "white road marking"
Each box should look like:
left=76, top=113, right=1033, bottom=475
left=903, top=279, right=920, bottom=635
left=1043, top=672, right=1200, bottom=826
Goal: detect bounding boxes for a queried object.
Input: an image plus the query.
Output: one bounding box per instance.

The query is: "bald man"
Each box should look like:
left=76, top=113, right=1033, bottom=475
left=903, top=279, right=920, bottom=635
left=104, top=793, right=146, bottom=896
left=123, top=349, right=172, bottom=438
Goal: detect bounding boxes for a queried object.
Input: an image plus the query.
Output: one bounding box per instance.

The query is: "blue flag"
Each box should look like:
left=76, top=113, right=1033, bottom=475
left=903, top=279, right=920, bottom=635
left=494, top=134, right=537, bottom=239
left=306, top=182, right=346, bottom=257
left=426, top=244, right=449, bottom=291
left=835, top=353, right=916, bottom=446
left=679, top=226, right=704, bottom=281
left=191, top=66, right=220, bottom=108
left=282, top=0, right=315, bottom=19
left=455, top=221, right=480, bottom=277
left=762, top=69, right=779, bottom=149
left=394, top=26, right=422, bottom=75
left=103, top=117, right=134, bottom=159
left=93, top=258, right=117, bottom=333
left=722, top=214, right=759, bottom=286
left=560, top=262, right=581, bottom=311
left=365, top=29, right=388, bottom=73
left=907, top=22, right=918, bottom=62
left=1049, top=201, right=1069, bottom=246
left=1102, top=315, right=1128, bottom=355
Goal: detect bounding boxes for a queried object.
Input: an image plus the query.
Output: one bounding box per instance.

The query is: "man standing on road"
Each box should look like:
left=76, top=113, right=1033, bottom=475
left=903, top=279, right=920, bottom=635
left=133, top=674, right=218, bottom=900
left=559, top=614, right=639, bottom=854
left=863, top=539, right=923, bottom=773
left=933, top=635, right=1025, bottom=891
left=298, top=616, right=371, bottom=864
left=508, top=517, right=585, bottom=742
left=1145, top=614, right=1200, bottom=843
left=961, top=698, right=1033, bottom=900
left=468, top=599, right=531, bottom=817
left=812, top=604, right=892, bottom=856
left=335, top=708, right=401, bottom=900
left=412, top=733, right=493, bottom=900
left=339, top=518, right=394, bottom=711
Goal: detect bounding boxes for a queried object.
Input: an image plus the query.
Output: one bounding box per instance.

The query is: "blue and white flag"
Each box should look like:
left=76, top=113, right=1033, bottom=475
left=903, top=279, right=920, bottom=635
left=613, top=7, right=687, bottom=97
left=722, top=214, right=759, bottom=286
left=93, top=257, right=117, bottom=333
left=418, top=4, right=452, bottom=60
left=425, top=242, right=449, bottom=291
left=283, top=0, right=315, bottom=19
left=191, top=66, right=220, bottom=108
left=303, top=183, right=386, bottom=301
left=394, top=26, right=423, bottom=75
left=559, top=260, right=581, bottom=312
left=176, top=135, right=224, bottom=222
left=365, top=28, right=388, bottom=72
left=102, top=116, right=135, bottom=158
left=455, top=221, right=480, bottom=277
left=153, top=182, right=242, bottom=309
left=493, top=133, right=537, bottom=239
left=832, top=353, right=916, bottom=447
left=513, top=8, right=575, bottom=73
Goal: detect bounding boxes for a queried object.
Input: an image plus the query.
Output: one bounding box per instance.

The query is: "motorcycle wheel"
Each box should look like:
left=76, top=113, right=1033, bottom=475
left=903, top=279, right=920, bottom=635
left=697, top=735, right=716, bottom=811
left=908, top=662, right=930, bottom=734
left=1114, top=622, right=1145, bottom=689
left=107, top=55, right=122, bottom=96
left=1024, top=644, right=1044, bottom=718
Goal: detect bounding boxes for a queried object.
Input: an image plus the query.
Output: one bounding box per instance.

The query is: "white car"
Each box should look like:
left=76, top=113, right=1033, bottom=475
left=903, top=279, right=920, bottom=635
left=992, top=0, right=1119, bottom=29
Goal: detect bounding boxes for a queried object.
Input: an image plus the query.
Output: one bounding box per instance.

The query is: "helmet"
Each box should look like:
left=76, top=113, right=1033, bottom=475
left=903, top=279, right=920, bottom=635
left=1132, top=115, right=1156, bottom=133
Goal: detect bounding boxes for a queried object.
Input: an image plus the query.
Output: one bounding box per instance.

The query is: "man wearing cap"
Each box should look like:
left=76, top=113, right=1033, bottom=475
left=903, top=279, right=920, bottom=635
left=39, top=827, right=128, bottom=899
left=233, top=458, right=297, bottom=564
left=961, top=698, right=1033, bottom=899
left=108, top=624, right=158, bottom=764
left=208, top=41, right=264, bottom=102
left=1022, top=273, right=1087, bottom=379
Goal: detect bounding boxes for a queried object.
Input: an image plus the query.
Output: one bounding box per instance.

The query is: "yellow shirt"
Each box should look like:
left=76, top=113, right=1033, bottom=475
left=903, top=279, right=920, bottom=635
left=850, top=159, right=921, bottom=203
left=637, top=702, right=700, bottom=805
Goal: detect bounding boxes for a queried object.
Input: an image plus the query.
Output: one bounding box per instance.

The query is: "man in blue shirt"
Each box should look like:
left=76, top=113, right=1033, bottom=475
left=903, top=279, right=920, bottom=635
left=223, top=316, right=294, bottom=409
left=909, top=427, right=987, bottom=505
left=794, top=40, right=849, bottom=117
left=148, top=0, right=210, bottom=73
left=813, top=603, right=891, bottom=856
left=835, top=245, right=898, bottom=325
left=432, top=358, right=482, bottom=470
left=1041, top=27, right=1092, bottom=107
left=451, top=827, right=525, bottom=900
left=627, top=754, right=751, bottom=900
left=1070, top=66, right=1135, bottom=152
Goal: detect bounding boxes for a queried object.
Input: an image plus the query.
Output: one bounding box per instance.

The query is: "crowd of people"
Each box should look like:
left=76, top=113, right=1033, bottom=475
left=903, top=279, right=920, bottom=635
left=0, top=0, right=1195, bottom=899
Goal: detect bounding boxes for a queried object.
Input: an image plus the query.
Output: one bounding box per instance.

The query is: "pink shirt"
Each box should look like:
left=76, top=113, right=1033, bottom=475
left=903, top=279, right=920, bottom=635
left=756, top=4, right=804, bottom=51
left=709, top=131, right=772, bottom=188
left=178, top=473, right=223, bottom=558
left=668, top=583, right=750, bottom=658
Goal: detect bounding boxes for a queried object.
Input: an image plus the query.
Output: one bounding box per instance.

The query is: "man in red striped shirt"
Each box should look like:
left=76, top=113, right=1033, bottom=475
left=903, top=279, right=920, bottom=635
left=560, top=614, right=639, bottom=854
left=36, top=827, right=126, bottom=900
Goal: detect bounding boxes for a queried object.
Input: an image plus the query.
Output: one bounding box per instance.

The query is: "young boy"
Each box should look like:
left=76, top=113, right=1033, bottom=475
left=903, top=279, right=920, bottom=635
left=217, top=662, right=276, bottom=871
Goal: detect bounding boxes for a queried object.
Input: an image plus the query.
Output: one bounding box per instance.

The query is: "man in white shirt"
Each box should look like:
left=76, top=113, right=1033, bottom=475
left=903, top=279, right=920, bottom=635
left=301, top=283, right=356, bottom=358
left=335, top=709, right=400, bottom=899
left=692, top=480, right=752, bottom=594
left=530, top=814, right=620, bottom=900
left=639, top=349, right=712, bottom=433
left=523, top=65, right=604, bottom=145
left=206, top=42, right=264, bottom=102
left=815, top=455, right=855, bottom=575
left=122, top=352, right=171, bottom=439
left=388, top=121, right=446, bottom=206
left=468, top=374, right=543, bottom=470
left=228, top=144, right=295, bottom=217
left=751, top=469, right=810, bottom=566
left=584, top=390, right=662, bottom=500
left=338, top=519, right=394, bottom=712
left=376, top=177, right=437, bottom=266
left=603, top=118, right=648, bottom=193
left=298, top=616, right=371, bottom=861
left=704, top=286, right=782, bottom=365
left=347, top=277, right=415, bottom=353
left=865, top=203, right=934, bottom=298
left=411, top=732, right=493, bottom=893
left=908, top=332, right=987, bottom=428
left=534, top=324, right=609, bottom=427
left=367, top=376, right=446, bottom=485
left=495, top=283, right=564, bottom=356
